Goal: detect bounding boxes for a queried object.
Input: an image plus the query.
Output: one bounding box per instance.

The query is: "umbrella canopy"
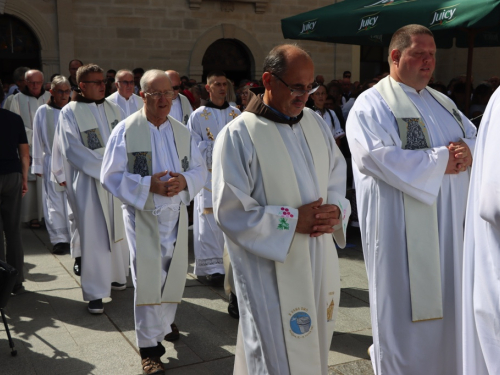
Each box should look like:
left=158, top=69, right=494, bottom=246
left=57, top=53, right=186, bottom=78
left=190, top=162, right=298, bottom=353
left=281, top=0, right=500, bottom=49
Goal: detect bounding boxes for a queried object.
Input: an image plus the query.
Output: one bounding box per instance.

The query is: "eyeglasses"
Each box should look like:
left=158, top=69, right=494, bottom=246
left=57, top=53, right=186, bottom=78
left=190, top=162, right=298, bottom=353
left=56, top=89, right=71, bottom=95
left=81, top=80, right=107, bottom=85
left=172, top=85, right=181, bottom=91
left=271, top=73, right=319, bottom=96
left=117, top=80, right=134, bottom=86
left=144, top=91, right=175, bottom=100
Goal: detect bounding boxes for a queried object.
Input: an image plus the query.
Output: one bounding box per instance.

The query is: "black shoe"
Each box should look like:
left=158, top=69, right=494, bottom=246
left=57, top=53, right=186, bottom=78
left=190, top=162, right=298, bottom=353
left=111, top=282, right=126, bottom=291
left=52, top=242, right=69, bottom=255
left=205, top=273, right=224, bottom=286
left=228, top=292, right=239, bottom=319
left=88, top=299, right=104, bottom=314
left=11, top=284, right=26, bottom=295
left=164, top=323, right=180, bottom=342
left=73, top=257, right=81, bottom=276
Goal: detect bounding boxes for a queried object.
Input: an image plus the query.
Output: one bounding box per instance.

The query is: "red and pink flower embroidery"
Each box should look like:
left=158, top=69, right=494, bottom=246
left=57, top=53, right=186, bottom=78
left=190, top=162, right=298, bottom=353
left=278, top=207, right=293, bottom=230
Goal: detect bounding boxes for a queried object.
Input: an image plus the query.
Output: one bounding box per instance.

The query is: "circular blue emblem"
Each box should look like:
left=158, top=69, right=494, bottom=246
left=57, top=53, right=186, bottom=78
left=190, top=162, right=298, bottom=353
left=290, top=312, right=312, bottom=335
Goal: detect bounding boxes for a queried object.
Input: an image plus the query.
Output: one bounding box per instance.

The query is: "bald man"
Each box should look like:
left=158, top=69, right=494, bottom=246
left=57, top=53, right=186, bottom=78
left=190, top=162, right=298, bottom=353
left=9, top=69, right=51, bottom=227
left=166, top=70, right=193, bottom=125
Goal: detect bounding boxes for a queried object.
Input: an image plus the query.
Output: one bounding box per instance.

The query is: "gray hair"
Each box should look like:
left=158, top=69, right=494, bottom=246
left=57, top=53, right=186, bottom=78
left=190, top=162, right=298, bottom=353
left=50, top=75, right=70, bottom=90
left=140, top=69, right=171, bottom=93
left=13, top=67, right=29, bottom=82
left=262, top=44, right=311, bottom=76
left=115, top=69, right=133, bottom=83
left=25, top=69, right=44, bottom=81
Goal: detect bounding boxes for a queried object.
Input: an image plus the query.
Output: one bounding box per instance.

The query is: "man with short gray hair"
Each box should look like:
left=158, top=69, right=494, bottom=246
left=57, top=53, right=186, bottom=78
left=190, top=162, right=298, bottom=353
left=107, top=69, right=143, bottom=116
left=56, top=63, right=129, bottom=314
left=101, top=69, right=206, bottom=374
left=347, top=24, right=476, bottom=374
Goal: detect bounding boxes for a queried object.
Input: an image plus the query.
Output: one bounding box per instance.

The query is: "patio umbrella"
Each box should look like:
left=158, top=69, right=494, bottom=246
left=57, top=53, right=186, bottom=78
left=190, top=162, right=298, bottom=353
left=281, top=0, right=500, bottom=113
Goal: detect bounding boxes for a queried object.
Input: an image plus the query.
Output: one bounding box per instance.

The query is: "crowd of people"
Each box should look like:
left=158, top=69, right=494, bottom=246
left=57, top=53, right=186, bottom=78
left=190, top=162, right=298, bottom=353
left=0, top=23, right=499, bottom=375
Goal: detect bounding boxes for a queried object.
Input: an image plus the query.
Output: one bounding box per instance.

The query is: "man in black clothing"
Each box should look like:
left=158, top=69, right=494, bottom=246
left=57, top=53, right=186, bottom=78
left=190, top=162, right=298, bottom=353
left=0, top=85, right=30, bottom=294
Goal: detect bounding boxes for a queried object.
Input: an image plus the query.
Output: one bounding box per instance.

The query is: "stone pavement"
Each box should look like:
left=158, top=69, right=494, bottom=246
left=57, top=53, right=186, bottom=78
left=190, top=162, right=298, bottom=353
left=1, top=226, right=373, bottom=375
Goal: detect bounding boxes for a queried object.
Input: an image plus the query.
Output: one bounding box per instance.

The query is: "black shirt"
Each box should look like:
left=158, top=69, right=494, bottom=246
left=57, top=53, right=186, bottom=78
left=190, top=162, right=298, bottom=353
left=0, top=109, right=28, bottom=175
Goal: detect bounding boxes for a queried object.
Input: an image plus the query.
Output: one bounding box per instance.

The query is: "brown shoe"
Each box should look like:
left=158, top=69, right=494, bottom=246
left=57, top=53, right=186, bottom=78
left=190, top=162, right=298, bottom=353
left=164, top=323, right=180, bottom=342
left=141, top=356, right=164, bottom=375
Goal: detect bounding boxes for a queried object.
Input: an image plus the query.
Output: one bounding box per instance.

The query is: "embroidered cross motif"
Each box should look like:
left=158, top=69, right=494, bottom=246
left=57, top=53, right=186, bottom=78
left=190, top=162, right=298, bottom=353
left=277, top=207, right=293, bottom=230
left=229, top=110, right=238, bottom=119
left=84, top=129, right=103, bottom=150
left=111, top=119, right=119, bottom=128
left=132, top=152, right=150, bottom=177
left=182, top=156, right=189, bottom=171
left=200, top=109, right=211, bottom=120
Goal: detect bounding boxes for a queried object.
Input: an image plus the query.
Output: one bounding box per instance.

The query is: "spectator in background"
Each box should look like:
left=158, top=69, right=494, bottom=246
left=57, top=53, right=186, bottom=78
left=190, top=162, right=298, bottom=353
left=133, top=67, right=144, bottom=94
left=180, top=75, right=189, bottom=90
left=0, top=82, right=30, bottom=294
left=2, top=66, right=29, bottom=109
left=310, top=84, right=345, bottom=145
left=488, top=75, right=499, bottom=91
left=470, top=83, right=493, bottom=128
left=343, top=70, right=351, bottom=79
left=68, top=59, right=83, bottom=92
left=315, top=74, right=325, bottom=85
left=106, top=69, right=116, bottom=82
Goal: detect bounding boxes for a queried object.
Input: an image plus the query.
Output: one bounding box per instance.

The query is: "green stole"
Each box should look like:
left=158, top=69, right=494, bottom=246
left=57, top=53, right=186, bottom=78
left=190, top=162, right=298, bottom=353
left=375, top=76, right=465, bottom=322
left=68, top=100, right=125, bottom=248
left=242, top=108, right=340, bottom=375
left=45, top=105, right=65, bottom=192
left=125, top=109, right=191, bottom=306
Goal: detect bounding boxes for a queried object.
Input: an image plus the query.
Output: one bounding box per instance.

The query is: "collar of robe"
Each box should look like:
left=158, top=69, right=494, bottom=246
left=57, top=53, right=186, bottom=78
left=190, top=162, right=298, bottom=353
left=205, top=100, right=229, bottom=110
left=74, top=93, right=105, bottom=105
left=47, top=96, right=66, bottom=110
left=22, top=86, right=46, bottom=99
left=245, top=90, right=303, bottom=126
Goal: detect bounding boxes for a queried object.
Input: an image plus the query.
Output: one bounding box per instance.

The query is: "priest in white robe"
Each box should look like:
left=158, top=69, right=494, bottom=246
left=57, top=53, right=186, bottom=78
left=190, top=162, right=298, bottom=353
left=101, top=70, right=206, bottom=375
left=213, top=45, right=350, bottom=375
left=166, top=70, right=193, bottom=125
left=462, top=84, right=500, bottom=375
left=107, top=69, right=143, bottom=117
left=9, top=69, right=51, bottom=226
left=346, top=25, right=476, bottom=375
left=188, top=71, right=241, bottom=283
left=32, top=75, right=72, bottom=254
left=56, top=63, right=129, bottom=314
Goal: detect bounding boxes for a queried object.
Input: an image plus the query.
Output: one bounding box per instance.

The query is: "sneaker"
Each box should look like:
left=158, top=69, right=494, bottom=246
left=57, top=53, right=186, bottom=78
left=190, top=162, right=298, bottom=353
left=73, top=257, right=81, bottom=276
left=111, top=282, right=126, bottom=291
left=88, top=299, right=104, bottom=314
left=141, top=356, right=164, bottom=375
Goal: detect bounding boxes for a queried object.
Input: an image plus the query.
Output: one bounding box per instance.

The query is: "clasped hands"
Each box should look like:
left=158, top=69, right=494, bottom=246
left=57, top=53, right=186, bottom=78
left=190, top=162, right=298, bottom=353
left=296, top=197, right=341, bottom=238
left=149, top=170, right=187, bottom=197
left=445, top=140, right=472, bottom=174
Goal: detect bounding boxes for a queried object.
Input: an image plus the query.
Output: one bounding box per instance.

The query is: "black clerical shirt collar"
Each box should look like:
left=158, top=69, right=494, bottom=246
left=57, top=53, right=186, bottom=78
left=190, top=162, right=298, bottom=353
left=75, top=94, right=105, bottom=105
left=205, top=100, right=229, bottom=110
left=22, top=86, right=46, bottom=99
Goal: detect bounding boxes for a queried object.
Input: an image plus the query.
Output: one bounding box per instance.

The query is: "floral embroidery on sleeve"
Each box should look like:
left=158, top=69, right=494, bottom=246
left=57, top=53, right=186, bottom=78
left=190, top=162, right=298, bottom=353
left=277, top=207, right=293, bottom=230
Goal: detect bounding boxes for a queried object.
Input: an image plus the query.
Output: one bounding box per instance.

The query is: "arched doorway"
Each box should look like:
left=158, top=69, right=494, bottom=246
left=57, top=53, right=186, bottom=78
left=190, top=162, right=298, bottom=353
left=0, top=14, right=41, bottom=86
left=202, top=39, right=252, bottom=86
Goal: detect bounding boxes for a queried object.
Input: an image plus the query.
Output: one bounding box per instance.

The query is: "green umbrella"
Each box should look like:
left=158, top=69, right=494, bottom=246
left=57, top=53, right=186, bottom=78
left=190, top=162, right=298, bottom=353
left=282, top=0, right=500, bottom=112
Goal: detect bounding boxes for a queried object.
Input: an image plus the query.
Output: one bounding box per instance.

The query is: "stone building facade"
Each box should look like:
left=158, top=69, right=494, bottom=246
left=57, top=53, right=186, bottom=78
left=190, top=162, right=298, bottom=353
left=0, top=0, right=498, bottom=87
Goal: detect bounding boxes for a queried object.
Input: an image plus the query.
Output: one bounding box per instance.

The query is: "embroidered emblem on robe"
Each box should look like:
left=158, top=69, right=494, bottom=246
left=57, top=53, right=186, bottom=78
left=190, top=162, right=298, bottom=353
left=111, top=119, right=119, bottom=128
left=83, top=129, right=103, bottom=150
left=327, top=299, right=335, bottom=322
left=403, top=118, right=428, bottom=150
left=290, top=311, right=312, bottom=335
left=132, top=152, right=150, bottom=177
left=184, top=114, right=189, bottom=124
left=278, top=207, right=293, bottom=230
left=200, top=109, right=211, bottom=120
left=181, top=156, right=189, bottom=172
left=229, top=110, right=238, bottom=119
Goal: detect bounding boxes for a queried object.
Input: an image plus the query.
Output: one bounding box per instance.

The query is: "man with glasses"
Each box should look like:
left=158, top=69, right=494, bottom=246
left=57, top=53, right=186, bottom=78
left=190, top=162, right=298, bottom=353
left=101, top=70, right=206, bottom=375
left=9, top=69, right=51, bottom=229
left=187, top=71, right=241, bottom=286
left=107, top=69, right=143, bottom=117
left=212, top=44, right=350, bottom=374
left=166, top=70, right=193, bottom=125
left=56, top=64, right=129, bottom=314
left=31, top=75, right=72, bottom=255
